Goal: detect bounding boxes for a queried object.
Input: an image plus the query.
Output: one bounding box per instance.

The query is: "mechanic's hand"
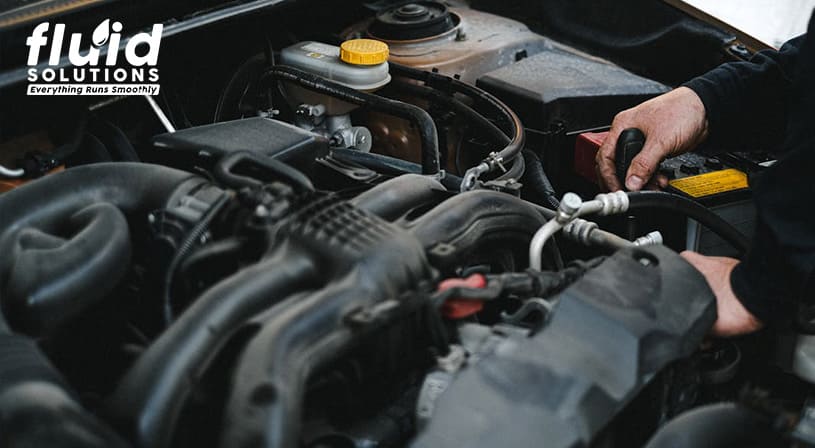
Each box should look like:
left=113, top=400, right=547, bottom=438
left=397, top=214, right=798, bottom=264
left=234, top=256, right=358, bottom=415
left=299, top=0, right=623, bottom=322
left=680, top=251, right=763, bottom=337
left=596, top=87, right=709, bottom=191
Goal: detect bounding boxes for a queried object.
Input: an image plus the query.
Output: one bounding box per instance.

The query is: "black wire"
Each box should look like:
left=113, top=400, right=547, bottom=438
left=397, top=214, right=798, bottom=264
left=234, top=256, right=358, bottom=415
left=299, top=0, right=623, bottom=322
left=162, top=193, right=231, bottom=325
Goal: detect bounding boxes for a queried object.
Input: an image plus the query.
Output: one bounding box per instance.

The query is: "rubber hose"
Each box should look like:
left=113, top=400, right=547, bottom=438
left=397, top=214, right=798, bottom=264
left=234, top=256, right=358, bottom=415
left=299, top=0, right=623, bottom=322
left=390, top=62, right=525, bottom=165
left=627, top=191, right=750, bottom=255
left=262, top=65, right=441, bottom=174
left=351, top=174, right=446, bottom=221
left=3, top=203, right=132, bottom=335
left=330, top=148, right=462, bottom=190
left=405, top=190, right=561, bottom=270
left=107, top=249, right=318, bottom=448
left=522, top=149, right=560, bottom=210
left=161, top=193, right=230, bottom=325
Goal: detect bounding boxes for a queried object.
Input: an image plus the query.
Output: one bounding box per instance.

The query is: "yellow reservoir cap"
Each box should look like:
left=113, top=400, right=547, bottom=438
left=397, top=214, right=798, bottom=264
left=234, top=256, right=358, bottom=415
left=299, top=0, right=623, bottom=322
left=340, top=39, right=389, bottom=66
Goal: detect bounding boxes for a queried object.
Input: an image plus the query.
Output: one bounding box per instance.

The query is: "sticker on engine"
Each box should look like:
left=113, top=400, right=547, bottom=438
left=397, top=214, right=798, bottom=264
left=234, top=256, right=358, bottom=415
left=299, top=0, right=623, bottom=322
left=669, top=168, right=749, bottom=198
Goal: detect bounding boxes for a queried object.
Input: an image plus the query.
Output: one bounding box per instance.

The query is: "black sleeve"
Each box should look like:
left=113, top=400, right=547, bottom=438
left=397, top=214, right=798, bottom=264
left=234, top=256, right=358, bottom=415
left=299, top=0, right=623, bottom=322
left=683, top=35, right=804, bottom=155
left=726, top=19, right=815, bottom=324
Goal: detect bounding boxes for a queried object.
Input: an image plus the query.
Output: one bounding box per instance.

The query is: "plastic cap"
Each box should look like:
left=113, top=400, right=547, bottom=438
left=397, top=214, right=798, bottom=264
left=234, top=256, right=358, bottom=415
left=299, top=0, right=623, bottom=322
left=340, top=39, right=389, bottom=65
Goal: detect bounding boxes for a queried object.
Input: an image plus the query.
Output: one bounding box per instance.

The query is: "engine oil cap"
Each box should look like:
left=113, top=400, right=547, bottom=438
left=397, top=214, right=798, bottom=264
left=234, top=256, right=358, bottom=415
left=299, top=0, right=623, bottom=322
left=340, top=39, right=389, bottom=65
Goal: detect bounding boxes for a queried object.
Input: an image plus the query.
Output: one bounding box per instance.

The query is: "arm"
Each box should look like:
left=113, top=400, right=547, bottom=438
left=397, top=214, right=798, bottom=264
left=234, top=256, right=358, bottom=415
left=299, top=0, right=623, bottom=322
left=685, top=27, right=815, bottom=334
left=684, top=36, right=804, bottom=155
left=597, top=35, right=804, bottom=191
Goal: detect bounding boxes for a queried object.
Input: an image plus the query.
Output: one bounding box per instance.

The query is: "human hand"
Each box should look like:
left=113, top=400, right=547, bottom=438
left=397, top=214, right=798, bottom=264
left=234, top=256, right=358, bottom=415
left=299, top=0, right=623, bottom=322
left=680, top=251, right=763, bottom=337
left=596, top=87, right=709, bottom=191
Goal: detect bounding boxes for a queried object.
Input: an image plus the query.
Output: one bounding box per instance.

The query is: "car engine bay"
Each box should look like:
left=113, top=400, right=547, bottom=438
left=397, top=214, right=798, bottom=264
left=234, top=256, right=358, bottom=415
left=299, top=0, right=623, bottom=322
left=0, top=0, right=812, bottom=447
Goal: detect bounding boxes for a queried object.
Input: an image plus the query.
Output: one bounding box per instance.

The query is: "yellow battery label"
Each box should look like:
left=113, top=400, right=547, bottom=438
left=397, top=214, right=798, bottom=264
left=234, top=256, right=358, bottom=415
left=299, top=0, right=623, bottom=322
left=669, top=168, right=749, bottom=198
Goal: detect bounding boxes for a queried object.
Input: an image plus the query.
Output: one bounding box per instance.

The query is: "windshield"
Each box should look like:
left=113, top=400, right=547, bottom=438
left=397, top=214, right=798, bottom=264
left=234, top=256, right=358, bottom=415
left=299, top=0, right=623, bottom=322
left=674, top=0, right=814, bottom=48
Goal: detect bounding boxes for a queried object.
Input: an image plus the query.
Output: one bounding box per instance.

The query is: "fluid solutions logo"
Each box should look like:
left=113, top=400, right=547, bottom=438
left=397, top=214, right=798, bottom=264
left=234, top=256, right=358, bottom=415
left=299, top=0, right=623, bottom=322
left=26, top=19, right=163, bottom=96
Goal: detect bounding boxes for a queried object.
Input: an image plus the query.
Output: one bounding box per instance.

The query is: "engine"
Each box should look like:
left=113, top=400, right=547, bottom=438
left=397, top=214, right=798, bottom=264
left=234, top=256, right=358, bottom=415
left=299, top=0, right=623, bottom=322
left=0, top=1, right=809, bottom=447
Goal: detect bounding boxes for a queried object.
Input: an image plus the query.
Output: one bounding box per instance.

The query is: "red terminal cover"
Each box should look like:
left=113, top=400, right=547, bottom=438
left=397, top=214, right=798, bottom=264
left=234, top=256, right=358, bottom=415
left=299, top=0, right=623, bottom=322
left=574, top=131, right=609, bottom=185
left=438, top=273, right=487, bottom=319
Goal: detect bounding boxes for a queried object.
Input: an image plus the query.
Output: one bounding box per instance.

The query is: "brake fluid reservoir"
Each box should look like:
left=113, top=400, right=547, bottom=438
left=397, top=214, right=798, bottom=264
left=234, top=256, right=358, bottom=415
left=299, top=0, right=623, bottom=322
left=280, top=39, right=391, bottom=115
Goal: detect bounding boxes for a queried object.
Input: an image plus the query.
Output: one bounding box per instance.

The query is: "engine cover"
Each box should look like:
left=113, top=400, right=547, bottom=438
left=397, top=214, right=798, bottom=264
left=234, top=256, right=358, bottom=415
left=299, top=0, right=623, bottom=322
left=412, top=245, right=716, bottom=448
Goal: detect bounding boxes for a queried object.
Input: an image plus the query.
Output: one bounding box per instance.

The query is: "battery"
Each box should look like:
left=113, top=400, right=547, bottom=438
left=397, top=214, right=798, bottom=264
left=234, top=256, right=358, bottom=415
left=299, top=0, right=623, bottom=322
left=574, top=130, right=763, bottom=258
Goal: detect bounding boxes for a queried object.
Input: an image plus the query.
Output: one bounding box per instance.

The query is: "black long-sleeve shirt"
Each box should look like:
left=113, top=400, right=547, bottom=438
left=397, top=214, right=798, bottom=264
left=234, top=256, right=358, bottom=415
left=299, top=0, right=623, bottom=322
left=683, top=14, right=815, bottom=324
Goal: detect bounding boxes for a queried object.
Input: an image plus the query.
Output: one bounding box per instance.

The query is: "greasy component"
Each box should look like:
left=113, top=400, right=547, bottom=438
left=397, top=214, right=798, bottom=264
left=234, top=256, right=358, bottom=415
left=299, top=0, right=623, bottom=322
left=221, top=195, right=432, bottom=448
left=413, top=246, right=716, bottom=448
left=477, top=48, right=669, bottom=132
left=369, top=1, right=458, bottom=41
left=152, top=117, right=329, bottom=175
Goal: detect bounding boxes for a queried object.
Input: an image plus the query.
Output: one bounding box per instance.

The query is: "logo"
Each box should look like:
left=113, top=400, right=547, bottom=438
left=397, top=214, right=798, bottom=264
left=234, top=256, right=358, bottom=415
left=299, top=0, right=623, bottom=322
left=25, top=19, right=163, bottom=96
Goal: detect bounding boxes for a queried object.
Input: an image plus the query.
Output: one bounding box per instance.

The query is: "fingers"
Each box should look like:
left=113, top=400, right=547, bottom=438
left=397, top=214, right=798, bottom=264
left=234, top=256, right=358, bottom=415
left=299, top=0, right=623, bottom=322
left=596, top=149, right=621, bottom=191
left=624, top=140, right=665, bottom=191
left=596, top=114, right=629, bottom=191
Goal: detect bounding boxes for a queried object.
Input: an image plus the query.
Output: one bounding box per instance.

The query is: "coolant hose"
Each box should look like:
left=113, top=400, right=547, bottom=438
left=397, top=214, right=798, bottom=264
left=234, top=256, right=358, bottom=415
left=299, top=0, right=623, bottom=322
left=351, top=173, right=447, bottom=221
left=644, top=403, right=785, bottom=448
left=262, top=65, right=441, bottom=175
left=627, top=191, right=750, bottom=255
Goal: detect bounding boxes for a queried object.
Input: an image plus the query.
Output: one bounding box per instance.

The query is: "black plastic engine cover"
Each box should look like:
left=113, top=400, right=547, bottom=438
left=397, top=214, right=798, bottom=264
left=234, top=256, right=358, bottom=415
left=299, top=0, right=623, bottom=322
left=476, top=48, right=668, bottom=132
left=412, top=245, right=716, bottom=448
left=152, top=117, right=328, bottom=173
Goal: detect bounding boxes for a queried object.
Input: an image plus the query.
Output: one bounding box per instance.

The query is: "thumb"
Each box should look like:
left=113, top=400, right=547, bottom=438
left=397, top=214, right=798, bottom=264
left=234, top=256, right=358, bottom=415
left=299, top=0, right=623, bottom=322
left=625, top=141, right=665, bottom=191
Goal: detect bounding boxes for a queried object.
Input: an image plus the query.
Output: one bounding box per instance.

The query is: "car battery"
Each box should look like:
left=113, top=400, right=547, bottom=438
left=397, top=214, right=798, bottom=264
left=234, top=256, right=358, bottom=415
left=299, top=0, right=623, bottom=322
left=575, top=131, right=767, bottom=257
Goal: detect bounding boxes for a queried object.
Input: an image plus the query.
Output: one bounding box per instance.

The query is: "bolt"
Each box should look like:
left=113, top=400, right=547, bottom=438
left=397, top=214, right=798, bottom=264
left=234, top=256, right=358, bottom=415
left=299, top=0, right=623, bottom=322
left=255, top=205, right=270, bottom=218
left=559, top=193, right=583, bottom=215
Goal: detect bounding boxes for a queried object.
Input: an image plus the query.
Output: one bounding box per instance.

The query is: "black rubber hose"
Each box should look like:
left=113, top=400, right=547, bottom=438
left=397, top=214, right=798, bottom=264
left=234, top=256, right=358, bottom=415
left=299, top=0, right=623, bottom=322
left=107, top=249, right=318, bottom=448
left=387, top=81, right=509, bottom=147
left=351, top=174, right=447, bottom=221
left=405, top=190, right=562, bottom=270
left=627, top=191, right=750, bottom=255
left=0, top=163, right=201, bottom=447
left=329, top=148, right=462, bottom=190
left=390, top=62, right=525, bottom=166
left=262, top=65, right=441, bottom=174
left=161, top=193, right=230, bottom=325
left=4, top=203, right=132, bottom=336
left=644, top=403, right=785, bottom=448
left=0, top=333, right=129, bottom=447
left=0, top=163, right=205, bottom=334
left=522, top=149, right=560, bottom=209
